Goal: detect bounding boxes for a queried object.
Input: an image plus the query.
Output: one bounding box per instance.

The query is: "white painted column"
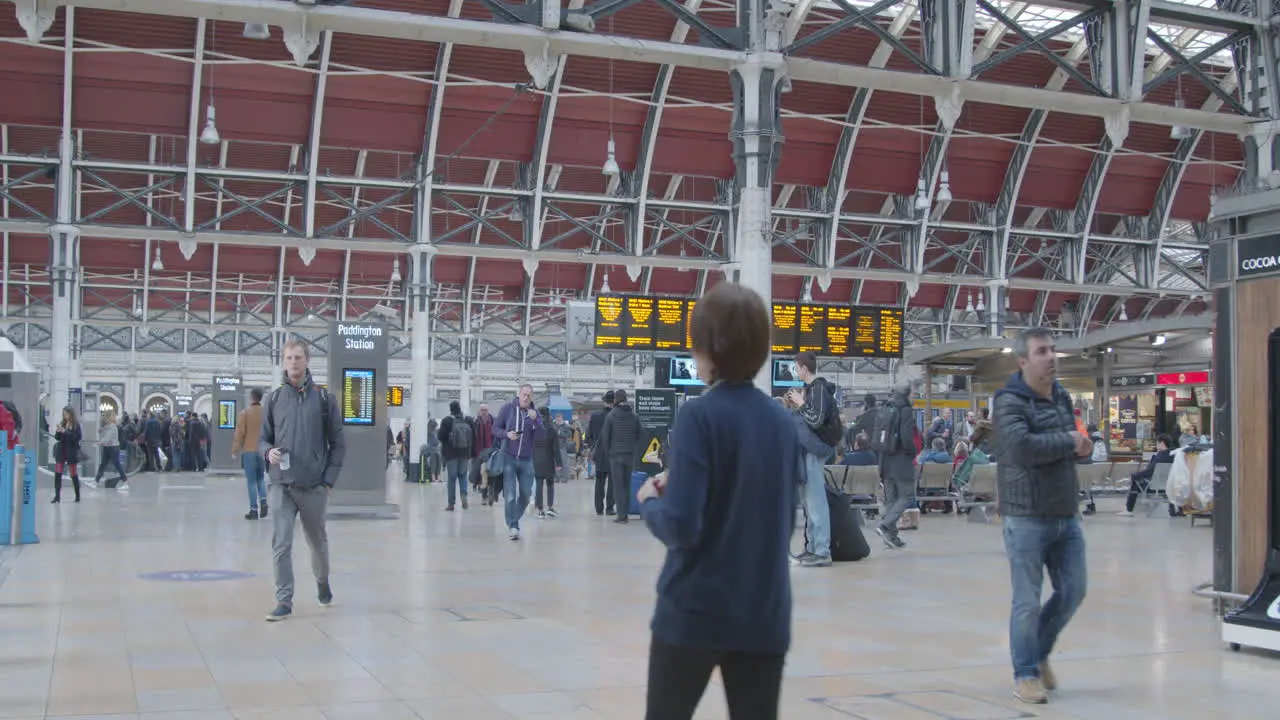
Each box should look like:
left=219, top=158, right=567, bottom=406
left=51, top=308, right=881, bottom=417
left=729, top=51, right=786, bottom=392
left=409, top=246, right=434, bottom=448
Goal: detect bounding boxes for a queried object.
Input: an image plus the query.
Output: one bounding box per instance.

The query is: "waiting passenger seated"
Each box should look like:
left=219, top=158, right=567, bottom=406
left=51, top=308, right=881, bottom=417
left=951, top=440, right=991, bottom=489
left=917, top=437, right=951, bottom=467
left=1118, top=434, right=1175, bottom=517
left=841, top=434, right=878, bottom=466
left=1086, top=423, right=1108, bottom=464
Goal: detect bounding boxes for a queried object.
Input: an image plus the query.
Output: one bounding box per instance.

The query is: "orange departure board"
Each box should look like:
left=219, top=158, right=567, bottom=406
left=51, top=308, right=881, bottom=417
left=771, top=303, right=798, bottom=353
left=624, top=296, right=654, bottom=349
left=654, top=298, right=686, bottom=350
left=386, top=386, right=404, bottom=407
left=595, top=294, right=903, bottom=358
left=594, top=295, right=624, bottom=348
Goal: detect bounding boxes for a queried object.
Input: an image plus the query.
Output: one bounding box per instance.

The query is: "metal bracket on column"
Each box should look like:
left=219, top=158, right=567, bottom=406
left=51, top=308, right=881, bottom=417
left=934, top=84, right=964, bottom=131
left=283, top=17, right=321, bottom=67
left=177, top=234, right=198, bottom=261
left=296, top=244, right=316, bottom=266
left=14, top=0, right=55, bottom=43
left=524, top=43, right=560, bottom=90
left=48, top=223, right=80, bottom=299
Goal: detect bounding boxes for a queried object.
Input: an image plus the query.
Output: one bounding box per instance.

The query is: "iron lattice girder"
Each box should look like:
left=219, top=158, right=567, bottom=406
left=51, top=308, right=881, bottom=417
left=973, top=0, right=1109, bottom=94
left=0, top=162, right=56, bottom=223
left=18, top=0, right=1251, bottom=134
left=315, top=181, right=416, bottom=242
left=1145, top=29, right=1254, bottom=115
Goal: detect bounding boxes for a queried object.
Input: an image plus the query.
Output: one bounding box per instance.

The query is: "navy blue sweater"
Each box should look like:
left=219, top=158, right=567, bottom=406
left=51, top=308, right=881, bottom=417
left=640, top=381, right=802, bottom=655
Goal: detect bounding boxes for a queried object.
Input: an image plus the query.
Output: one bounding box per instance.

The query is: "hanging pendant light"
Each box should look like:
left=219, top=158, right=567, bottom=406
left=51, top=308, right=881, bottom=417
left=913, top=178, right=930, bottom=211
left=242, top=23, right=271, bottom=40
left=936, top=170, right=953, bottom=204
left=600, top=271, right=612, bottom=295
left=964, top=292, right=974, bottom=313
left=200, top=105, right=221, bottom=145
left=975, top=291, right=986, bottom=312
left=390, top=258, right=402, bottom=283
left=1170, top=97, right=1191, bottom=140
left=602, top=137, right=620, bottom=178
left=678, top=247, right=689, bottom=271
left=151, top=246, right=164, bottom=272
left=1118, top=302, right=1128, bottom=322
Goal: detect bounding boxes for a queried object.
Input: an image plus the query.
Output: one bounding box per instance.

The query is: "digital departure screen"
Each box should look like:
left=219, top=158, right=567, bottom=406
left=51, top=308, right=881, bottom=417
left=771, top=303, right=798, bottom=354
left=653, top=298, right=687, bottom=350
left=593, top=294, right=904, bottom=358
left=386, top=385, right=404, bottom=407
left=217, top=400, right=236, bottom=430
left=342, top=368, right=376, bottom=426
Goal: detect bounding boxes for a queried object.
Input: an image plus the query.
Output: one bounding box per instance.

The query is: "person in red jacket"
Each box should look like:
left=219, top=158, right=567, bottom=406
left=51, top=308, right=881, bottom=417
left=0, top=402, right=16, bottom=449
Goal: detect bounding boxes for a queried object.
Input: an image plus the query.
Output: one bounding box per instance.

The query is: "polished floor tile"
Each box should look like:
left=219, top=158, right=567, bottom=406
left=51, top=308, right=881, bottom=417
left=0, top=468, right=1275, bottom=719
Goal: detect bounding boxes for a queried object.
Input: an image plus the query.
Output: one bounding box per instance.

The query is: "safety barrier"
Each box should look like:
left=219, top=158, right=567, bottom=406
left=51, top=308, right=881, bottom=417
left=0, top=432, right=40, bottom=546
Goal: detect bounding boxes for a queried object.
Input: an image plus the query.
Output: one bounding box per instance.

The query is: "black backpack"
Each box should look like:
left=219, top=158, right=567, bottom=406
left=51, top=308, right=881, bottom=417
left=817, top=397, right=843, bottom=447
left=868, top=404, right=902, bottom=454
left=2, top=400, right=22, bottom=434
left=449, top=416, right=473, bottom=454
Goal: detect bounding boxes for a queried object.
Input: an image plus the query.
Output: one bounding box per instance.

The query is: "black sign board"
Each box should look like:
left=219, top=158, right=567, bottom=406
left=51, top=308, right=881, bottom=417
left=1238, top=235, right=1280, bottom=279
left=1098, top=373, right=1155, bottom=388
left=633, top=388, right=676, bottom=478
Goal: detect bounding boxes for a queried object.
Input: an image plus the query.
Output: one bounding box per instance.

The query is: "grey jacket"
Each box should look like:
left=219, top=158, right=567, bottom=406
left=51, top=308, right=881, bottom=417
left=258, top=370, right=346, bottom=488
left=992, top=372, right=1080, bottom=517
left=877, top=390, right=917, bottom=481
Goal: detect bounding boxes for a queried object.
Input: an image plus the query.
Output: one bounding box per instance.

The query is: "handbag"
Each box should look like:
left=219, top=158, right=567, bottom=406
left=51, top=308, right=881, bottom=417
left=485, top=440, right=507, bottom=478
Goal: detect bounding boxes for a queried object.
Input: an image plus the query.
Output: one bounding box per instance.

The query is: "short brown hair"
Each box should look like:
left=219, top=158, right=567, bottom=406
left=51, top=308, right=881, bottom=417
left=689, top=282, right=769, bottom=383
left=282, top=338, right=310, bottom=359
left=795, top=351, right=817, bottom=374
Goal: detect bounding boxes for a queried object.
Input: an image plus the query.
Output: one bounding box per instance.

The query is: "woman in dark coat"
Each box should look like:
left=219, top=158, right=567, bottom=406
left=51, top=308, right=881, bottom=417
left=532, top=406, right=561, bottom=518
left=52, top=405, right=83, bottom=503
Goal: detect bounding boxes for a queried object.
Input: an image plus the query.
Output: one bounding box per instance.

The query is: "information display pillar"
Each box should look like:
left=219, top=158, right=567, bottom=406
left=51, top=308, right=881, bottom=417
left=1208, top=189, right=1280, bottom=652
left=78, top=390, right=99, bottom=479
left=209, top=375, right=242, bottom=474
left=326, top=321, right=397, bottom=518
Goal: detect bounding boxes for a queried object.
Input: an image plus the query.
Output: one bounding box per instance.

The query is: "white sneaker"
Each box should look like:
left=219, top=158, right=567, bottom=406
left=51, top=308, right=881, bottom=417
left=546, top=508, right=558, bottom=518
left=536, top=510, right=546, bottom=519
left=508, top=527, right=520, bottom=541
left=1117, top=510, right=1134, bottom=517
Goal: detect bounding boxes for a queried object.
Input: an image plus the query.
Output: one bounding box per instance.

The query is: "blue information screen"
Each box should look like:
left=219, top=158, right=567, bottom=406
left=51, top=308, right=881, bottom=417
left=342, top=368, right=376, bottom=426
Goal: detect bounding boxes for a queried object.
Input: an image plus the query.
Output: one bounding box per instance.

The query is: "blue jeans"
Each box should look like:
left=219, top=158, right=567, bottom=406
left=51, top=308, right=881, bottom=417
left=445, top=458, right=468, bottom=507
left=503, top=457, right=535, bottom=529
left=1002, top=515, right=1088, bottom=680
left=242, top=453, right=266, bottom=510
left=802, top=452, right=830, bottom=557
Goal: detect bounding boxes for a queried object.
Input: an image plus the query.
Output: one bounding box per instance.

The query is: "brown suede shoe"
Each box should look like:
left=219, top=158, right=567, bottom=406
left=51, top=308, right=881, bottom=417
left=1039, top=661, right=1057, bottom=691
left=1014, top=677, right=1047, bottom=704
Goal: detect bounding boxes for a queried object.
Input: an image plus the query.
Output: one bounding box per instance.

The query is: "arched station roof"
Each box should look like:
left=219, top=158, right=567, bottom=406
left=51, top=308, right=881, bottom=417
left=0, top=0, right=1251, bottom=365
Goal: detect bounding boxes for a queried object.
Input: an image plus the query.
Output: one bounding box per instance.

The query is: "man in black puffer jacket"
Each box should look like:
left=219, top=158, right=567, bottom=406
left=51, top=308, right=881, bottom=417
left=599, top=388, right=641, bottom=524
left=992, top=328, right=1091, bottom=706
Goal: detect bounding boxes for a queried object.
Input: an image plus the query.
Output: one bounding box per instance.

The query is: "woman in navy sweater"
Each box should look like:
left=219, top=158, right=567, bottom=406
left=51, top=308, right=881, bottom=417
left=636, top=282, right=803, bottom=720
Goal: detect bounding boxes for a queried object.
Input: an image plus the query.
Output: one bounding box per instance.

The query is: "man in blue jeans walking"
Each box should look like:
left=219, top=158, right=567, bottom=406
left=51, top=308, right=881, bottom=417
left=993, top=328, right=1092, bottom=705
left=233, top=388, right=267, bottom=520
left=492, top=383, right=541, bottom=541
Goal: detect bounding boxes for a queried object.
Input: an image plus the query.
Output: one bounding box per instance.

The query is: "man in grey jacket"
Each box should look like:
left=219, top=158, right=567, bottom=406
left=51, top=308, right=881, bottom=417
left=258, top=339, right=345, bottom=621
left=993, top=328, right=1091, bottom=705
left=874, top=384, right=918, bottom=549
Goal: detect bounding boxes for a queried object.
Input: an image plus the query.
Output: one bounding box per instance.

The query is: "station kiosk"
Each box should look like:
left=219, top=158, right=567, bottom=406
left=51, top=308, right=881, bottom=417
left=0, top=338, right=41, bottom=546
left=1208, top=194, right=1280, bottom=652
left=209, top=375, right=242, bottom=474
left=326, top=322, right=396, bottom=518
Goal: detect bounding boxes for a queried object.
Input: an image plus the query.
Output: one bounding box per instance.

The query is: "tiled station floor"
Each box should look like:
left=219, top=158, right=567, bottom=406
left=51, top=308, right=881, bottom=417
left=0, top=467, right=1275, bottom=719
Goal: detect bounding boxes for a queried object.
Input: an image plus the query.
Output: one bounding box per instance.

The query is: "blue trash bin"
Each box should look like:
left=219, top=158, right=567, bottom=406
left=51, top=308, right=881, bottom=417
left=630, top=471, right=647, bottom=516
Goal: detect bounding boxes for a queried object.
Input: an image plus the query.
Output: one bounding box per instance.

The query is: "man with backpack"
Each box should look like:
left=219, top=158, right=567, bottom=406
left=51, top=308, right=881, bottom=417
left=870, top=383, right=919, bottom=549
left=787, top=352, right=843, bottom=568
left=437, top=399, right=473, bottom=511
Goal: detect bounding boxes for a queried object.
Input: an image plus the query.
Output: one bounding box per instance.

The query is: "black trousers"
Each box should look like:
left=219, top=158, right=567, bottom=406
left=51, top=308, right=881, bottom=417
left=594, top=467, right=612, bottom=514
left=610, top=459, right=634, bottom=519
left=94, top=446, right=127, bottom=486
left=645, top=637, right=785, bottom=720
